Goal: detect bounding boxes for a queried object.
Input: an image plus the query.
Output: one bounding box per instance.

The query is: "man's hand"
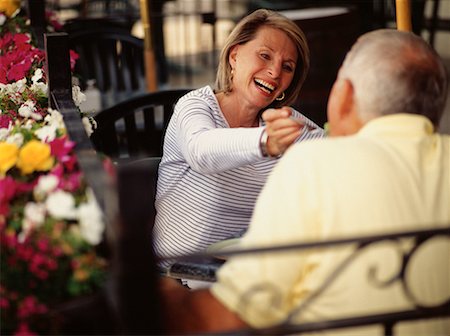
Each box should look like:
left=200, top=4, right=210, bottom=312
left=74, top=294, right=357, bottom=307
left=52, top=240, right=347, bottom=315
left=159, top=277, right=248, bottom=334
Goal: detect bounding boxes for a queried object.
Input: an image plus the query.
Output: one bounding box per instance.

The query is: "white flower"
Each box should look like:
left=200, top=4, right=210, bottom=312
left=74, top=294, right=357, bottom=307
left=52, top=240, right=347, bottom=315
left=23, top=202, right=46, bottom=231
left=46, top=190, right=77, bottom=220
left=31, top=68, right=43, bottom=83
left=30, top=81, right=48, bottom=96
left=14, top=78, right=27, bottom=94
left=72, top=85, right=86, bottom=107
left=82, top=116, right=94, bottom=136
left=44, top=108, right=65, bottom=129
left=22, top=119, right=34, bottom=130
left=0, top=14, right=6, bottom=26
left=6, top=132, right=24, bottom=147
left=11, top=7, right=20, bottom=18
left=18, top=100, right=42, bottom=120
left=0, top=123, right=12, bottom=141
left=34, top=174, right=59, bottom=200
left=35, top=124, right=58, bottom=142
left=77, top=188, right=104, bottom=245
left=19, top=202, right=47, bottom=242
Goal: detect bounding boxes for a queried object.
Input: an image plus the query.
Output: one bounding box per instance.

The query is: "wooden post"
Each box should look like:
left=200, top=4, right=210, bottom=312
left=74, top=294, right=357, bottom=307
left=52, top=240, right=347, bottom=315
left=140, top=0, right=158, bottom=92
left=45, top=33, right=72, bottom=107
left=395, top=0, right=412, bottom=32
left=26, top=0, right=46, bottom=49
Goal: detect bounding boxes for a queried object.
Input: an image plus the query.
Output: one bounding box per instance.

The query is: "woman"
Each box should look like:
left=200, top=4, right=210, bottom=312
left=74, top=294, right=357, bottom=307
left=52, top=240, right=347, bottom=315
left=153, top=9, right=324, bottom=267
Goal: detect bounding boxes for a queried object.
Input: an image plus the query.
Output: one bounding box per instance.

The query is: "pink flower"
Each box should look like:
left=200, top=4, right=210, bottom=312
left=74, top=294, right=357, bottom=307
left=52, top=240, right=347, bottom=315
left=16, top=296, right=48, bottom=320
left=7, top=59, right=32, bottom=82
left=1, top=230, right=18, bottom=249
left=16, top=244, right=34, bottom=262
left=0, top=294, right=9, bottom=309
left=62, top=154, right=78, bottom=172
left=69, top=50, right=79, bottom=71
left=14, top=322, right=37, bottom=336
left=61, top=171, right=82, bottom=192
left=49, top=136, right=75, bottom=159
left=0, top=114, right=14, bottom=128
left=36, top=238, right=49, bottom=252
left=0, top=66, right=7, bottom=84
left=0, top=176, right=16, bottom=216
left=50, top=162, right=64, bottom=178
left=0, top=176, right=16, bottom=202
left=12, top=33, right=30, bottom=47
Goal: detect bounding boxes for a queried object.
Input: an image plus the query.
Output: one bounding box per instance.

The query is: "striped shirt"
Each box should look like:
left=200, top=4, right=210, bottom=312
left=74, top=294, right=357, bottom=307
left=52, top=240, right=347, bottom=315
left=153, top=85, right=323, bottom=267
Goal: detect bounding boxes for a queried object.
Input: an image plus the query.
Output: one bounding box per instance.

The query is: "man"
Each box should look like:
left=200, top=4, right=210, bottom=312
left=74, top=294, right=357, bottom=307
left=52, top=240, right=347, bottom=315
left=161, top=29, right=449, bottom=335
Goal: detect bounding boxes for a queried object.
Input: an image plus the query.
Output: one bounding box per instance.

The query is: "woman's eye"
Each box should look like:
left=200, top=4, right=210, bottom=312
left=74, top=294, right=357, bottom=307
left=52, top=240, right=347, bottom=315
left=260, top=53, right=270, bottom=60
left=283, top=64, right=294, bottom=72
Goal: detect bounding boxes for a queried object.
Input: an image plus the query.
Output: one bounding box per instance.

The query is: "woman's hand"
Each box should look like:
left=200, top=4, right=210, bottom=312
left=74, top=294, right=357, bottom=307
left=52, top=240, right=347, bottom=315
left=262, top=107, right=305, bottom=157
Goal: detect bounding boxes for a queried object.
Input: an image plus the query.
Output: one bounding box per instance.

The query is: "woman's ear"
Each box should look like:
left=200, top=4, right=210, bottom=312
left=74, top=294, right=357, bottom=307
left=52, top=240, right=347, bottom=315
left=229, top=45, right=238, bottom=68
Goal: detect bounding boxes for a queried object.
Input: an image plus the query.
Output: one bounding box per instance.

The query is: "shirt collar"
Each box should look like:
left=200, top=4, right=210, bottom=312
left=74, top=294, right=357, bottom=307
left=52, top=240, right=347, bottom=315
left=358, top=114, right=434, bottom=138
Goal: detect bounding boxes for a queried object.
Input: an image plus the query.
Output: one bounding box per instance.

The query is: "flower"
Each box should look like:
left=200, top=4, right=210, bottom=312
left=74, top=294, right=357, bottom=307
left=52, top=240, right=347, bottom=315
left=1, top=12, right=108, bottom=335
left=33, top=174, right=58, bottom=200
left=0, top=142, right=18, bottom=176
left=0, top=0, right=20, bottom=18
left=45, top=189, right=77, bottom=220
left=77, top=189, right=104, bottom=245
left=16, top=140, right=54, bottom=175
left=18, top=100, right=42, bottom=120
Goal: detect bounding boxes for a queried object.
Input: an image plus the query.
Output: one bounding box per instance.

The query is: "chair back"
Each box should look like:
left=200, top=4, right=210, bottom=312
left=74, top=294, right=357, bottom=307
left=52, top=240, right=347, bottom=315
left=68, top=26, right=146, bottom=109
left=91, top=89, right=190, bottom=160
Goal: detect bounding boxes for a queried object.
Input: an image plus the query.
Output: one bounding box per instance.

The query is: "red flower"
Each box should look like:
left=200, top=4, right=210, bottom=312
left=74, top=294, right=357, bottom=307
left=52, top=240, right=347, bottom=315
left=0, top=114, right=13, bottom=128
left=61, top=171, right=82, bottom=192
left=7, top=58, right=31, bottom=82
left=49, top=136, right=75, bottom=159
left=16, top=296, right=47, bottom=320
left=14, top=322, right=37, bottom=336
left=0, top=177, right=16, bottom=217
left=69, top=50, right=79, bottom=71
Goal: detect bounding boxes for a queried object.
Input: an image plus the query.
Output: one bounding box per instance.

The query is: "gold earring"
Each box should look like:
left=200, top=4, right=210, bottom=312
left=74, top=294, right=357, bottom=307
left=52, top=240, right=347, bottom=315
left=230, top=69, right=234, bottom=81
left=275, top=92, right=285, bottom=101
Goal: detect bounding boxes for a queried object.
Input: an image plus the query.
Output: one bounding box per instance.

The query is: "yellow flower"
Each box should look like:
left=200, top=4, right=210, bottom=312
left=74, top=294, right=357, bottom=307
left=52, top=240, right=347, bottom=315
left=16, top=140, right=54, bottom=175
left=0, top=142, right=19, bottom=176
left=74, top=268, right=89, bottom=282
left=0, top=0, right=21, bottom=17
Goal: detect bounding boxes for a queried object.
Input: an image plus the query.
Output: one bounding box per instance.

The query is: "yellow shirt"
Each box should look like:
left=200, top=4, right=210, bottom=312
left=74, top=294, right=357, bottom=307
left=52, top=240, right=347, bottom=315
left=212, top=114, right=450, bottom=335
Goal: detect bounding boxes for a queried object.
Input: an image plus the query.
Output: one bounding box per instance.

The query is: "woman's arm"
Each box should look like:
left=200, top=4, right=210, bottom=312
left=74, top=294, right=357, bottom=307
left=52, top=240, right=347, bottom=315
left=175, top=97, right=265, bottom=173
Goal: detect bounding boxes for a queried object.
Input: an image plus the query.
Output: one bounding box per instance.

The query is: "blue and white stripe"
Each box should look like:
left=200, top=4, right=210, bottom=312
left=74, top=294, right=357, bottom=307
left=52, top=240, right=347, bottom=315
left=153, top=85, right=323, bottom=267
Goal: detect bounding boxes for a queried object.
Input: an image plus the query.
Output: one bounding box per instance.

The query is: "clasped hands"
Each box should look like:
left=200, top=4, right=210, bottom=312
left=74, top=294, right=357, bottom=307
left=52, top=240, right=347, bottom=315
left=262, top=107, right=306, bottom=157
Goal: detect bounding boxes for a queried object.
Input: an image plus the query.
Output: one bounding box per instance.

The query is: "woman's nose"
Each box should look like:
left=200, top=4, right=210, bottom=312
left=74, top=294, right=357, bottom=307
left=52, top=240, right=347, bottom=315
left=268, top=61, right=282, bottom=78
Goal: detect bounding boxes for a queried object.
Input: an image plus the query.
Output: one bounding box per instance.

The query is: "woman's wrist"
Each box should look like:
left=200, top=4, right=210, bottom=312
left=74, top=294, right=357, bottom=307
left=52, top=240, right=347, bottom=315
left=260, top=129, right=280, bottom=158
left=260, top=128, right=270, bottom=157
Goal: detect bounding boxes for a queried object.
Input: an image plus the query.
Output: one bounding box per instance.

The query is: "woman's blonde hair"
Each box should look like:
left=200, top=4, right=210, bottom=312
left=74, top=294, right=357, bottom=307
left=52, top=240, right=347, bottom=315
left=215, top=9, right=310, bottom=108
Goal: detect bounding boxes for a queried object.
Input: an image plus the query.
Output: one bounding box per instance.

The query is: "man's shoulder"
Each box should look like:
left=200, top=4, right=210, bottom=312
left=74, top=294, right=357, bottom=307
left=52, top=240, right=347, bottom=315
left=289, top=136, right=361, bottom=156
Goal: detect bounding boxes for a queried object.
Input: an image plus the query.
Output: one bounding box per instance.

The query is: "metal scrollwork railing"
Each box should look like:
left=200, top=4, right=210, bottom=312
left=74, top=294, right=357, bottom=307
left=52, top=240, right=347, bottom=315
left=251, top=228, right=449, bottom=335
left=167, top=226, right=449, bottom=335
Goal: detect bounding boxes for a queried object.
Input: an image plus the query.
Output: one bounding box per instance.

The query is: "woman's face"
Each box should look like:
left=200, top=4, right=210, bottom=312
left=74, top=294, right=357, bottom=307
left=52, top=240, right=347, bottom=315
left=229, top=26, right=297, bottom=109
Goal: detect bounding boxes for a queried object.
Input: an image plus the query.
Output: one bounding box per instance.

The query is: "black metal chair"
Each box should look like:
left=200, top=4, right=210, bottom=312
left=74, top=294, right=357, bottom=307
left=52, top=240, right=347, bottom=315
left=67, top=26, right=146, bottom=109
left=90, top=89, right=190, bottom=161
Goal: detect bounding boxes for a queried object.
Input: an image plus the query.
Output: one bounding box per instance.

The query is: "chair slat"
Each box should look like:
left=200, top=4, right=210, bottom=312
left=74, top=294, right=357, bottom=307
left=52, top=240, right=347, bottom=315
left=91, top=89, right=190, bottom=160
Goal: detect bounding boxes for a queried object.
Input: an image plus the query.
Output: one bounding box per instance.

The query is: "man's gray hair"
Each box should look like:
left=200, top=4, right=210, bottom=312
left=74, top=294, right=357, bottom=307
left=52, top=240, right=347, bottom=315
left=338, top=29, right=448, bottom=126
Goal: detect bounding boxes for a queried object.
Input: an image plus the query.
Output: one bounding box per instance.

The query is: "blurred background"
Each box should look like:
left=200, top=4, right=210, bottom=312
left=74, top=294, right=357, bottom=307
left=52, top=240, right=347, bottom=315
left=45, top=0, right=450, bottom=132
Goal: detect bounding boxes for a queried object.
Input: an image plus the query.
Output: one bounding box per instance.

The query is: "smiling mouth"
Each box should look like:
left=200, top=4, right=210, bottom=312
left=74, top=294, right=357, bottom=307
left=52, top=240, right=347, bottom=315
left=254, top=78, right=276, bottom=94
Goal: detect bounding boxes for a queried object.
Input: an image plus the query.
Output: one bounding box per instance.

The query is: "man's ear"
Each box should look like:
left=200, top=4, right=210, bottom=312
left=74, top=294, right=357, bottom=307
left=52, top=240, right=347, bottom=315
left=337, top=79, right=355, bottom=121
left=337, top=79, right=364, bottom=135
left=328, top=78, right=363, bottom=136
